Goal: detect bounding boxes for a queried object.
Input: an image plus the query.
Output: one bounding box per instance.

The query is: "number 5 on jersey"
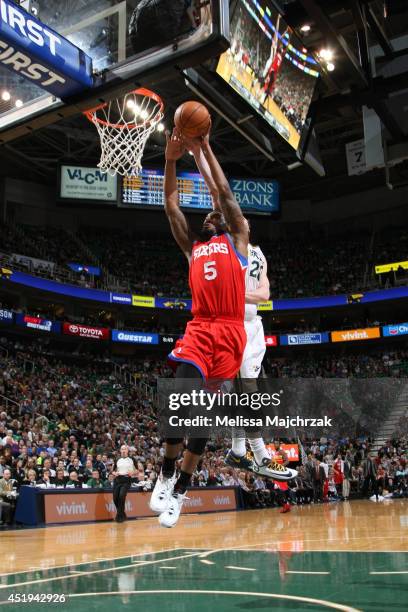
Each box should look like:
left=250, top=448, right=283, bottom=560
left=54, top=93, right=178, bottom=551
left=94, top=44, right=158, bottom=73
left=204, top=261, right=217, bottom=280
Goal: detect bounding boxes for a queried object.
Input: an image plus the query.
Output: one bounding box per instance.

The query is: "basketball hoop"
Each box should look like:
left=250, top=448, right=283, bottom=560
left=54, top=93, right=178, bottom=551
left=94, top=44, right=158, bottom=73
left=84, top=88, right=164, bottom=176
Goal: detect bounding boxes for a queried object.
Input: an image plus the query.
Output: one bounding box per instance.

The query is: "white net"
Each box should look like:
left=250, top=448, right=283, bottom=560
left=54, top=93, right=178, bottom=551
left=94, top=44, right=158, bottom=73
left=84, top=88, right=164, bottom=176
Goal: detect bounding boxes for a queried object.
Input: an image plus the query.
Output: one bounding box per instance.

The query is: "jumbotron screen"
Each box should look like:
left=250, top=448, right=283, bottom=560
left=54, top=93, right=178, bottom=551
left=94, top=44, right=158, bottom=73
left=216, top=0, right=320, bottom=150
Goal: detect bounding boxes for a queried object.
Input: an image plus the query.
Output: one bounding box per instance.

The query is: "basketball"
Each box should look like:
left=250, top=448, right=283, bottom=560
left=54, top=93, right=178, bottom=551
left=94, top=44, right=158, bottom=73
left=174, top=101, right=211, bottom=138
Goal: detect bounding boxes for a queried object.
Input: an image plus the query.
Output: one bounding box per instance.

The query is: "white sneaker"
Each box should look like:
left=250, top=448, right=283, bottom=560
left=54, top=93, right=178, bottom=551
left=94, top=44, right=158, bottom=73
left=149, top=471, right=177, bottom=514
left=252, top=457, right=297, bottom=481
left=158, top=491, right=188, bottom=528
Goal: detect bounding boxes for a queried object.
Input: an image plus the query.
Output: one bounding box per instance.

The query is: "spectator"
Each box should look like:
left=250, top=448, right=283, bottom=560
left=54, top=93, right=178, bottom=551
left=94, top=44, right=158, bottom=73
left=66, top=471, right=82, bottom=489
left=37, top=469, right=55, bottom=489
left=54, top=469, right=67, bottom=488
left=87, top=469, right=105, bottom=489
left=361, top=452, right=378, bottom=499
left=22, top=469, right=38, bottom=487
left=0, top=468, right=18, bottom=524
left=342, top=454, right=352, bottom=500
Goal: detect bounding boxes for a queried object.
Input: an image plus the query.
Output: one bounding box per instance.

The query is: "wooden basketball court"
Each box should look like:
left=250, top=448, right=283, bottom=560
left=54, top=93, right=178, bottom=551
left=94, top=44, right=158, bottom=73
left=1, top=500, right=407, bottom=610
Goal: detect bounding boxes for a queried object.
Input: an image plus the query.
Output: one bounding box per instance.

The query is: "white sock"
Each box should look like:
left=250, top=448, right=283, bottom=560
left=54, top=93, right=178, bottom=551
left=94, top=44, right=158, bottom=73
left=248, top=437, right=270, bottom=465
left=231, top=429, right=246, bottom=457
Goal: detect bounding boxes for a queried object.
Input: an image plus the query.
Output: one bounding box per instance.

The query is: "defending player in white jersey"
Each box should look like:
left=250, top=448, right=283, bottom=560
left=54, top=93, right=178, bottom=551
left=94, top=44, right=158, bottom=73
left=224, top=236, right=296, bottom=480
left=183, top=136, right=296, bottom=481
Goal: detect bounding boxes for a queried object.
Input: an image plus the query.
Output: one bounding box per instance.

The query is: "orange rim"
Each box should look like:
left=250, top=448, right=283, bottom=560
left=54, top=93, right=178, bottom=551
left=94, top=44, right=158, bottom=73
left=83, top=87, right=164, bottom=130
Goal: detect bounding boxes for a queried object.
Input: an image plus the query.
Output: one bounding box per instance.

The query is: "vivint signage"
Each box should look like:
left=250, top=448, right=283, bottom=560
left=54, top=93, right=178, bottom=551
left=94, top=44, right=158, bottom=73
left=60, top=166, right=118, bottom=202
left=0, top=0, right=93, bottom=98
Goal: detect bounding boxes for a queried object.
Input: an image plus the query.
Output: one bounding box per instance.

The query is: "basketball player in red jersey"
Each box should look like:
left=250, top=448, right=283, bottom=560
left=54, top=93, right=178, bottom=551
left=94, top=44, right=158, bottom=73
left=149, top=127, right=249, bottom=528
left=262, top=25, right=289, bottom=105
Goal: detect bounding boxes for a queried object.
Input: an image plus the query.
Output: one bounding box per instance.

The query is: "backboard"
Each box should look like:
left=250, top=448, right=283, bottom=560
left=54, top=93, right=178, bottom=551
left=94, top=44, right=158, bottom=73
left=0, top=0, right=229, bottom=142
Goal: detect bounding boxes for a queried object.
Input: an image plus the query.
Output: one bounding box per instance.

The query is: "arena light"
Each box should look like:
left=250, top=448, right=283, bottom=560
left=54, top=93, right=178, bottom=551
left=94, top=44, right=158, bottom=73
left=319, top=48, right=334, bottom=62
left=1, top=90, right=11, bottom=101
left=157, top=122, right=165, bottom=132
left=327, top=62, right=335, bottom=72
left=140, top=109, right=148, bottom=120
left=300, top=24, right=311, bottom=33
left=126, top=99, right=135, bottom=109
left=15, top=99, right=23, bottom=108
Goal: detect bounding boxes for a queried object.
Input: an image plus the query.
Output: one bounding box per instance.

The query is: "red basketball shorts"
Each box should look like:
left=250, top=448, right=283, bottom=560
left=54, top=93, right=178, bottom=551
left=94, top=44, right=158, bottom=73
left=169, top=316, right=246, bottom=380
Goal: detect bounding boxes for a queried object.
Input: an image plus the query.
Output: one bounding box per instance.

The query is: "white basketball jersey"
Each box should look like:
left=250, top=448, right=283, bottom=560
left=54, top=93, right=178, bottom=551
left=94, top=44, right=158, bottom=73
left=245, top=244, right=266, bottom=321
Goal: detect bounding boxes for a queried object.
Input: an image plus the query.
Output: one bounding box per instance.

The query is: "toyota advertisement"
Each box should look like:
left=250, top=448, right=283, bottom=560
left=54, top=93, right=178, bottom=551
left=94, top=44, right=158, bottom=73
left=62, top=323, right=110, bottom=341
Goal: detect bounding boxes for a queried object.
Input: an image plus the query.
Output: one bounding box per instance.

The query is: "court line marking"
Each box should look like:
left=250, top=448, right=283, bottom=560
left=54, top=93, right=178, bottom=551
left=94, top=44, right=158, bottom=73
left=286, top=571, right=330, bottom=575
left=0, top=547, right=193, bottom=579
left=67, top=589, right=362, bottom=611
left=159, top=566, right=177, bottom=570
left=200, top=560, right=215, bottom=565
left=225, top=566, right=256, bottom=572
left=370, top=571, right=408, bottom=575
left=0, top=552, right=203, bottom=591
left=198, top=540, right=408, bottom=558
left=2, top=547, right=407, bottom=580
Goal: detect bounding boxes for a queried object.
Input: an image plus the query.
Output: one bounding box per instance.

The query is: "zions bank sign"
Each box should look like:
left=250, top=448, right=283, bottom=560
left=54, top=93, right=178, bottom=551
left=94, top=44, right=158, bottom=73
left=0, top=0, right=93, bottom=98
left=230, top=178, right=279, bottom=214
left=60, top=165, right=118, bottom=202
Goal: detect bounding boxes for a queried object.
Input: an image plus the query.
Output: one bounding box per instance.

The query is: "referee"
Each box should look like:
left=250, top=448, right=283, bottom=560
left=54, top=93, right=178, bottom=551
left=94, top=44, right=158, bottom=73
left=112, top=445, right=136, bottom=523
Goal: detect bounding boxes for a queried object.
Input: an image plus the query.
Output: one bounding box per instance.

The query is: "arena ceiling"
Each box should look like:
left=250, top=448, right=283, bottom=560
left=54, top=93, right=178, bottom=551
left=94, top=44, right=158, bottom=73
left=0, top=0, right=407, bottom=204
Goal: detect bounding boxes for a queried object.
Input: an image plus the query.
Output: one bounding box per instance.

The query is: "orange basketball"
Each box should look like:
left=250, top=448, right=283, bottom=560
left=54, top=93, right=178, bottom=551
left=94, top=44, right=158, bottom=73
left=174, top=101, right=211, bottom=138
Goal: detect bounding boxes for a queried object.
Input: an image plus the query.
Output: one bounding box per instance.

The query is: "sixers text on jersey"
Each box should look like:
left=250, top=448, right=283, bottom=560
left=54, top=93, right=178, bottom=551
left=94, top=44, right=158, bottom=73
left=169, top=232, right=248, bottom=380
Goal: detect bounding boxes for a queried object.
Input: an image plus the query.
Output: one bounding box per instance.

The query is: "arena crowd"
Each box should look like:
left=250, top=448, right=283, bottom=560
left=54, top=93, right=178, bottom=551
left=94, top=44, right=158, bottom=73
left=1, top=223, right=407, bottom=299
left=0, top=337, right=407, bottom=525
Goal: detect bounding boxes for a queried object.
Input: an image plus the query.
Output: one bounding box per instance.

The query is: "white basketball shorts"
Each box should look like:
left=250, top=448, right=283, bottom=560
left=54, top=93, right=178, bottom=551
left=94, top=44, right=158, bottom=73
left=240, top=316, right=266, bottom=378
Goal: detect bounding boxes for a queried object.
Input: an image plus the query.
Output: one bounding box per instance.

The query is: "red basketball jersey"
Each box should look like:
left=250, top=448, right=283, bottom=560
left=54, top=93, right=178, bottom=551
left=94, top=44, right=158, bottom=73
left=272, top=50, right=283, bottom=75
left=189, top=233, right=247, bottom=321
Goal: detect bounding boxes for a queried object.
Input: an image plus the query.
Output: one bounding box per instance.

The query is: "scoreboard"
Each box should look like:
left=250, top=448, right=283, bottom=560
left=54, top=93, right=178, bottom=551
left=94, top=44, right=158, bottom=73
left=122, top=169, right=213, bottom=209
left=122, top=169, right=280, bottom=214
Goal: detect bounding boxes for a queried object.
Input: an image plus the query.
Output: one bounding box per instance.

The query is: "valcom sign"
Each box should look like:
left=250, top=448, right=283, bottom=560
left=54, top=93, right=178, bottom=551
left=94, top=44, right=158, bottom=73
left=0, top=0, right=93, bottom=98
left=60, top=166, right=118, bottom=202
left=383, top=323, right=408, bottom=337
left=63, top=322, right=109, bottom=341
left=112, top=330, right=159, bottom=345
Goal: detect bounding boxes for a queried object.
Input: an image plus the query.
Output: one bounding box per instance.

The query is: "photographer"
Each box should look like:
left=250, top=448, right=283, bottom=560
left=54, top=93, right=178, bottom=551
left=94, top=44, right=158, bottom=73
left=112, top=445, right=137, bottom=523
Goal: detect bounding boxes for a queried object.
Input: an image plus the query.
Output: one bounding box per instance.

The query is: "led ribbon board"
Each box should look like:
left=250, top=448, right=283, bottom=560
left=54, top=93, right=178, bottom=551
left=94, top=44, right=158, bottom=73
left=0, top=0, right=93, bottom=98
left=375, top=260, right=408, bottom=274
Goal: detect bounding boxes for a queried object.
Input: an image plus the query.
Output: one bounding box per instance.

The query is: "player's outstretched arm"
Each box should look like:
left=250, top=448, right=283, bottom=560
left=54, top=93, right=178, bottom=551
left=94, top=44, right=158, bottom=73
left=164, top=130, right=195, bottom=260
left=183, top=137, right=221, bottom=211
left=200, top=135, right=248, bottom=255
left=245, top=257, right=270, bottom=304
